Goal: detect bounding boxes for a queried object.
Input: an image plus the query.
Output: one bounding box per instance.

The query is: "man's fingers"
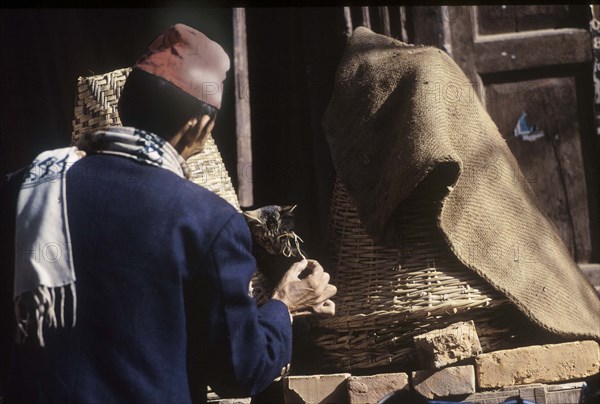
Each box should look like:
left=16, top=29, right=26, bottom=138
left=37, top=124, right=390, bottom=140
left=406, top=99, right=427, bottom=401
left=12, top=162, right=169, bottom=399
left=320, top=300, right=335, bottom=316
left=305, top=260, right=324, bottom=276
left=288, top=259, right=308, bottom=279
left=323, top=284, right=337, bottom=300
left=306, top=270, right=330, bottom=292
left=314, top=284, right=337, bottom=302
left=322, top=299, right=335, bottom=308
left=312, top=299, right=335, bottom=316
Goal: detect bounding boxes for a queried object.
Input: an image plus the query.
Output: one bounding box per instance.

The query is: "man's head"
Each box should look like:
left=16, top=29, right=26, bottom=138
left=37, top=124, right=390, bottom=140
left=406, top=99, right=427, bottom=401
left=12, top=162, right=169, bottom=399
left=118, top=23, right=230, bottom=159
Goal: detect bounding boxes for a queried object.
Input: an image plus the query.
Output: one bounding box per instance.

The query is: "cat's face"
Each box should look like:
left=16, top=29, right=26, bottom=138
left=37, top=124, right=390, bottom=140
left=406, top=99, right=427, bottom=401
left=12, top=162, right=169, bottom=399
left=243, top=205, right=298, bottom=255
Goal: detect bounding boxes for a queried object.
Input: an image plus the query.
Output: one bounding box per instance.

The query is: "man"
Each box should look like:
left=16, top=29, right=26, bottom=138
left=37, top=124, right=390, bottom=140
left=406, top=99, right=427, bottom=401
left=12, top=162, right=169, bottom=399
left=0, top=23, right=336, bottom=403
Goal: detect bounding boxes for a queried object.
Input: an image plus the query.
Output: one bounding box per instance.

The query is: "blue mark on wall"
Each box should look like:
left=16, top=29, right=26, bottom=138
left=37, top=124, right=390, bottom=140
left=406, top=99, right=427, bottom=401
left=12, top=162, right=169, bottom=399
left=514, top=111, right=545, bottom=142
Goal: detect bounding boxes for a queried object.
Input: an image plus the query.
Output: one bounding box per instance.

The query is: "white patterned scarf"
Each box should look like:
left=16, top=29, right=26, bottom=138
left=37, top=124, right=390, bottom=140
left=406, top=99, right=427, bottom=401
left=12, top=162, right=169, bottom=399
left=14, top=126, right=189, bottom=346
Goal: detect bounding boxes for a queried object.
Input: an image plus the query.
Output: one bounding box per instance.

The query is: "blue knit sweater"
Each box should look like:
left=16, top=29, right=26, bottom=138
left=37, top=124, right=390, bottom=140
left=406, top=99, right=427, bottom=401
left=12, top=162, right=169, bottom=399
left=0, top=154, right=292, bottom=403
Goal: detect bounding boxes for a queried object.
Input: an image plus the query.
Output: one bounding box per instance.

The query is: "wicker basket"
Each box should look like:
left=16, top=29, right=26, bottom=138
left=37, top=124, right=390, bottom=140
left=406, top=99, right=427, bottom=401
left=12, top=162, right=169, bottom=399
left=309, top=177, right=524, bottom=371
left=71, top=68, right=240, bottom=211
left=72, top=68, right=130, bottom=140
left=186, top=138, right=240, bottom=211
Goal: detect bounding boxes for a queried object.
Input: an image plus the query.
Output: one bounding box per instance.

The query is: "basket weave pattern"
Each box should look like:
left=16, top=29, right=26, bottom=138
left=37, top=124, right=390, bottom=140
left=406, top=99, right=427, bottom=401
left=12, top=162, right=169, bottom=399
left=186, top=139, right=240, bottom=211
left=71, top=68, right=240, bottom=211
left=72, top=68, right=131, bottom=141
left=311, top=178, right=514, bottom=370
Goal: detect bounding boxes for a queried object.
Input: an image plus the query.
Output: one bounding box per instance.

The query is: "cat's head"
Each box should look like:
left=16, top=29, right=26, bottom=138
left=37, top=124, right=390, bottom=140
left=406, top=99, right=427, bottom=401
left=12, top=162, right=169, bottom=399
left=243, top=205, right=300, bottom=256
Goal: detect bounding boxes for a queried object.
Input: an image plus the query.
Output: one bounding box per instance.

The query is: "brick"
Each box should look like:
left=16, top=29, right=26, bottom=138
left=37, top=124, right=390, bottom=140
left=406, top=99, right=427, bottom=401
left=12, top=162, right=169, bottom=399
left=284, top=373, right=350, bottom=404
left=413, top=320, right=482, bottom=369
left=464, top=389, right=529, bottom=404
left=465, top=384, right=543, bottom=404
left=347, top=372, right=409, bottom=404
left=464, top=382, right=586, bottom=404
left=545, top=382, right=586, bottom=403
left=411, top=365, right=476, bottom=399
left=475, top=340, right=600, bottom=389
left=546, top=388, right=584, bottom=404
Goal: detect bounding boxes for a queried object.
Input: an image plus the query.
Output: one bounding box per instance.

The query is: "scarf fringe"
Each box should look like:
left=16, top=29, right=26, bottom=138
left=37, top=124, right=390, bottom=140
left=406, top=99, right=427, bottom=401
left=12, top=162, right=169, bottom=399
left=15, top=284, right=77, bottom=347
left=15, top=127, right=181, bottom=347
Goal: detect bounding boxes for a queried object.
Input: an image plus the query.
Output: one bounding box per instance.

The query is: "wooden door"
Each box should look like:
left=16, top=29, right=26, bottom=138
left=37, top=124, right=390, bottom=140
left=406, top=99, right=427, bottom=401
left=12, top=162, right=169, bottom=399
left=415, top=5, right=597, bottom=263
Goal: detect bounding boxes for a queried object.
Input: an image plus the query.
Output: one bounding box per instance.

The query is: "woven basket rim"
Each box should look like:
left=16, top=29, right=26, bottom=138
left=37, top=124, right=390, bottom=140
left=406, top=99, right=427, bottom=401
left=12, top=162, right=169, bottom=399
left=311, top=177, right=512, bottom=370
left=70, top=67, right=240, bottom=211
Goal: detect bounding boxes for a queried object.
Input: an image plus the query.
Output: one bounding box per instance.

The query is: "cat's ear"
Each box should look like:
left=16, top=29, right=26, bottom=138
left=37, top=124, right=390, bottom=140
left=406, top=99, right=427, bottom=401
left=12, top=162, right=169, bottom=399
left=280, top=205, right=297, bottom=215
left=242, top=209, right=263, bottom=223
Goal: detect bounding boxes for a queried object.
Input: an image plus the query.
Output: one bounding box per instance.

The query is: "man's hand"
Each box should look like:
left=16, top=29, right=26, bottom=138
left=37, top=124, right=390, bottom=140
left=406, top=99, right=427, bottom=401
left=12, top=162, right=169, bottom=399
left=271, top=259, right=337, bottom=316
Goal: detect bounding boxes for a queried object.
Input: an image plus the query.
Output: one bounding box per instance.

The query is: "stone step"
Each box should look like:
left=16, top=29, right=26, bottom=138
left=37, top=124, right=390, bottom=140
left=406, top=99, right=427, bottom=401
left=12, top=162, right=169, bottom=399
left=462, top=381, right=586, bottom=404
left=475, top=340, right=600, bottom=389
left=347, top=372, right=409, bottom=404
left=411, top=365, right=476, bottom=399
left=413, top=320, right=482, bottom=369
left=284, top=373, right=350, bottom=404
left=215, top=339, right=599, bottom=403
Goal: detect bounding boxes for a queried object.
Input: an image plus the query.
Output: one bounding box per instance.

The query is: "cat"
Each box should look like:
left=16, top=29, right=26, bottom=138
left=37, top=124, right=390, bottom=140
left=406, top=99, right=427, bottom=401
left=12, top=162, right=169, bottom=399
left=243, top=205, right=305, bottom=303
left=243, top=205, right=334, bottom=317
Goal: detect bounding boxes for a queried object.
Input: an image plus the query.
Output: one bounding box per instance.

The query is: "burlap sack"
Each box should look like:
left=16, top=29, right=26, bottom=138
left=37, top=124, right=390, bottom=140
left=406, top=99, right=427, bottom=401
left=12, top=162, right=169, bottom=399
left=323, top=27, right=600, bottom=340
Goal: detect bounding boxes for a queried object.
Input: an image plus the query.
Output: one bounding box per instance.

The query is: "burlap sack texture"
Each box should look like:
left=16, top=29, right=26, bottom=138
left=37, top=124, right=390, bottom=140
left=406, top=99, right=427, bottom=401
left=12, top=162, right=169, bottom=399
left=323, top=27, right=600, bottom=340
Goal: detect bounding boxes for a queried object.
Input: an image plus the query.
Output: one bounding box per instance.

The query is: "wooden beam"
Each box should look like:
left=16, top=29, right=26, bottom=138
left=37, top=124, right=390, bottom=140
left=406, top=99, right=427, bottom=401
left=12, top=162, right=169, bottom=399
left=361, top=7, right=371, bottom=29
left=446, top=6, right=484, bottom=100
left=399, top=6, right=409, bottom=43
left=474, top=28, right=592, bottom=74
left=378, top=7, right=391, bottom=37
left=343, top=6, right=353, bottom=39
left=440, top=5, right=453, bottom=57
left=409, top=6, right=446, bottom=50
left=233, top=7, right=253, bottom=207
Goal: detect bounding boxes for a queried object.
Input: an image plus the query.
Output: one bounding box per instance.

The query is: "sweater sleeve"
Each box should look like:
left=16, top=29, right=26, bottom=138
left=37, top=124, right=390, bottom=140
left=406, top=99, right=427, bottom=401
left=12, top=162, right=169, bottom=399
left=202, top=212, right=292, bottom=398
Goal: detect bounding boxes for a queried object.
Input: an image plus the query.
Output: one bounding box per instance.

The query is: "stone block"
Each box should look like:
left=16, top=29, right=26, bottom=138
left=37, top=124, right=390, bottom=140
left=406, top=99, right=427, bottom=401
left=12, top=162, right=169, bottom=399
left=464, top=381, right=586, bottom=404
left=413, top=320, right=482, bottom=369
left=284, top=373, right=350, bottom=404
left=475, top=340, right=600, bottom=389
left=545, top=381, right=586, bottom=404
left=411, top=365, right=476, bottom=399
left=347, top=372, right=409, bottom=404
